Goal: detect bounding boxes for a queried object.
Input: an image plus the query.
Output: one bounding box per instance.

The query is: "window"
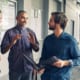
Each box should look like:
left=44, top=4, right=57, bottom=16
left=70, top=20, right=75, bottom=36
left=0, top=0, right=17, bottom=77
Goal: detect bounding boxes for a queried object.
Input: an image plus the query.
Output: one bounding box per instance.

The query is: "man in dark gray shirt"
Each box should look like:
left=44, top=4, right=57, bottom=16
left=1, top=10, right=39, bottom=80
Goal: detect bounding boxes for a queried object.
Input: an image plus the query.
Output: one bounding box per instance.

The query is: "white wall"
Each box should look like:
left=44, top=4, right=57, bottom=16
left=48, top=0, right=57, bottom=34
left=23, top=0, right=43, bottom=62
left=23, top=0, right=42, bottom=40
left=0, top=1, right=16, bottom=78
left=0, top=53, right=9, bottom=77
left=65, top=0, right=80, bottom=42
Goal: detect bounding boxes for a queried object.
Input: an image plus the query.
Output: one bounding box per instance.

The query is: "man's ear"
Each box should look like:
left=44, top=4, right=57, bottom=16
left=54, top=16, right=60, bottom=23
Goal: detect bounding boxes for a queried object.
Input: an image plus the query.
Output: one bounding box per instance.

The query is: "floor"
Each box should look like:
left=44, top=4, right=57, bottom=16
left=0, top=66, right=80, bottom=80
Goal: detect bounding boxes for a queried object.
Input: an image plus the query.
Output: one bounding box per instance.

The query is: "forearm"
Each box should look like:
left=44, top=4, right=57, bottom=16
left=63, top=60, right=71, bottom=66
left=68, top=58, right=80, bottom=66
left=1, top=41, right=14, bottom=53
left=64, top=58, right=80, bottom=67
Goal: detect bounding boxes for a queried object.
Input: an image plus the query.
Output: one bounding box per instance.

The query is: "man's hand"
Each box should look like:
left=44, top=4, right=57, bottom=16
left=1, top=34, right=21, bottom=53
left=38, top=68, right=45, bottom=74
left=28, top=32, right=39, bottom=51
left=12, top=34, right=21, bottom=45
left=33, top=69, right=37, bottom=75
left=33, top=69, right=45, bottom=74
left=52, top=59, right=70, bottom=68
left=28, top=32, right=36, bottom=45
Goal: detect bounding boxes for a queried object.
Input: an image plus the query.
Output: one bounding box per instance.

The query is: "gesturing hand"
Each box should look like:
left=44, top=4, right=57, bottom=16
left=28, top=32, right=36, bottom=45
left=12, top=34, right=21, bottom=45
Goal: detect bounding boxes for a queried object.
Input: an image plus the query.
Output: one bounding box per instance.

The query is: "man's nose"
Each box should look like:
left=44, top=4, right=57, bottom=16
left=24, top=18, right=27, bottom=22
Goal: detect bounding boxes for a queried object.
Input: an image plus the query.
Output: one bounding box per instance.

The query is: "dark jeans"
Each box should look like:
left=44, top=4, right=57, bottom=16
left=9, top=71, right=33, bottom=80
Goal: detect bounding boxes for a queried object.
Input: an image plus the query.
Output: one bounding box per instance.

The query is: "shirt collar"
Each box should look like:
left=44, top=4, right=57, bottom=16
left=15, top=24, right=26, bottom=31
left=53, top=32, right=65, bottom=39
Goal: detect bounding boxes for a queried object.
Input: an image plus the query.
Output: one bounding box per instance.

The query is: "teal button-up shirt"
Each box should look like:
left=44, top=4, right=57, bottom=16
left=40, top=32, right=80, bottom=80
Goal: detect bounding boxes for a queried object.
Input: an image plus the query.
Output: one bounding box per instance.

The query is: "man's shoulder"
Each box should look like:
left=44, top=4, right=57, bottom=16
left=26, top=28, right=33, bottom=32
left=26, top=28, right=35, bottom=35
left=63, top=32, right=77, bottom=44
left=5, top=26, right=16, bottom=34
left=64, top=33, right=74, bottom=40
left=44, top=34, right=53, bottom=41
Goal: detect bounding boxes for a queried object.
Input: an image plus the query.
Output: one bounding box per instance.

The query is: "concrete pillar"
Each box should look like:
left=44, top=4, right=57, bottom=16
left=17, top=0, right=24, bottom=11
left=42, top=0, right=49, bottom=39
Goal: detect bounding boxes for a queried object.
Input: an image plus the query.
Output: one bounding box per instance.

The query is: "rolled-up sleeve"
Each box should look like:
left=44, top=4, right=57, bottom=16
left=1, top=31, right=10, bottom=54
left=69, top=39, right=80, bottom=66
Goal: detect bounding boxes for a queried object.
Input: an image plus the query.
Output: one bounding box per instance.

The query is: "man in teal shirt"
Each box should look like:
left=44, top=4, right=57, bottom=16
left=39, top=12, right=80, bottom=80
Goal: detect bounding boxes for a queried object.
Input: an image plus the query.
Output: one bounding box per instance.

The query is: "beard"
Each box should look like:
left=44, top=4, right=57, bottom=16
left=49, top=26, right=55, bottom=30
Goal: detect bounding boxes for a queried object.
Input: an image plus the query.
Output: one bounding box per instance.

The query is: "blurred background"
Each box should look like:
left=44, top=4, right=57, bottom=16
left=0, top=0, right=80, bottom=80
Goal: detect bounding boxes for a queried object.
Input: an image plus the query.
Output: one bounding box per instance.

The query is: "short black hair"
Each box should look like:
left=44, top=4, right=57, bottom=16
left=51, top=12, right=68, bottom=30
left=17, top=10, right=27, bottom=17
